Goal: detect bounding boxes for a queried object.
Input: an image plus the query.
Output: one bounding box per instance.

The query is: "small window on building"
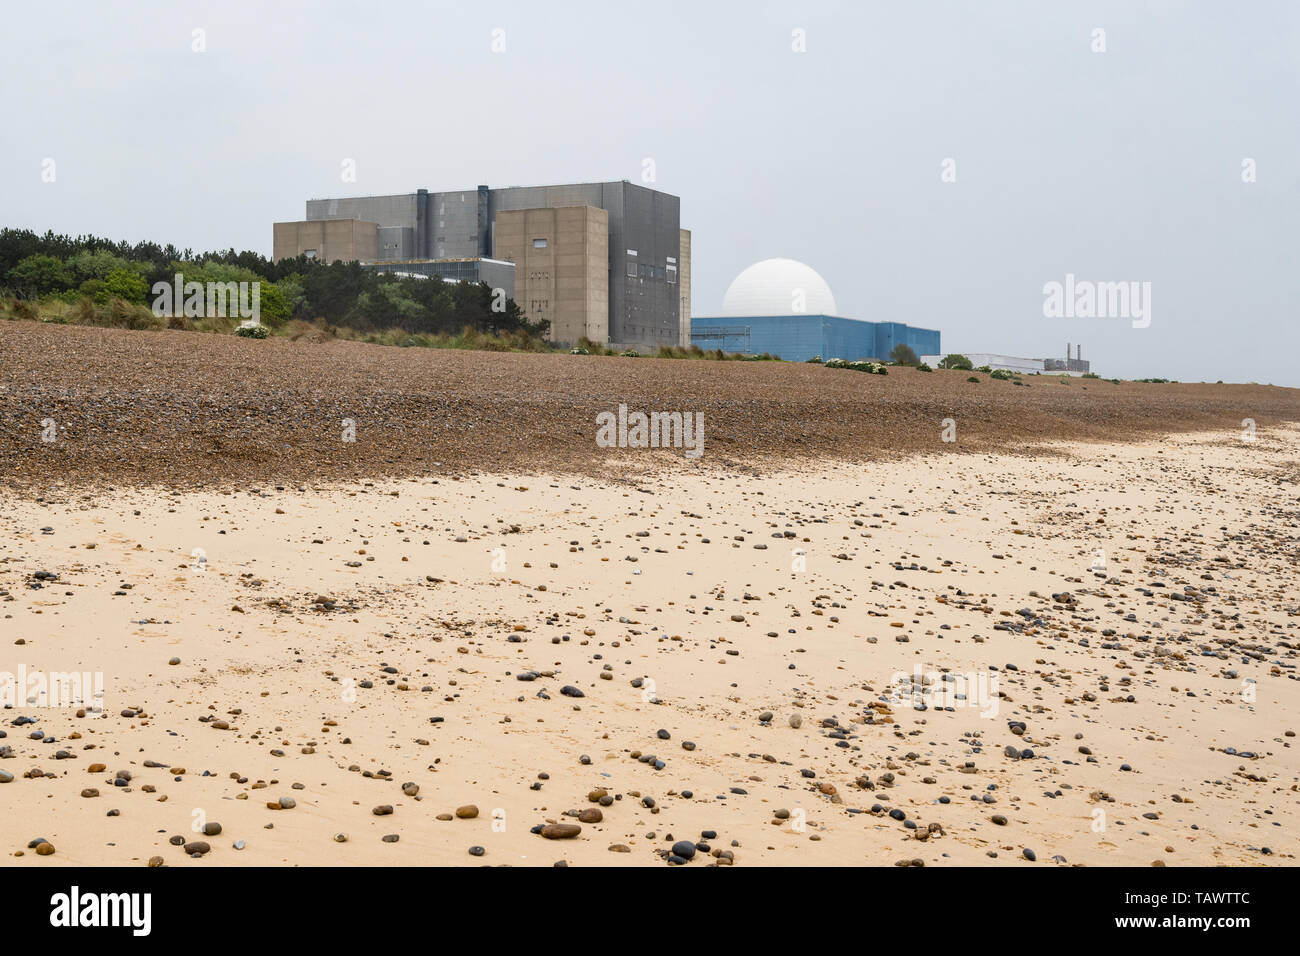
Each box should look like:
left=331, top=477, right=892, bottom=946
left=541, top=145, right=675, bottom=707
left=666, top=263, right=677, bottom=283
left=303, top=249, right=318, bottom=259
left=533, top=238, right=547, bottom=248
left=627, top=260, right=638, bottom=277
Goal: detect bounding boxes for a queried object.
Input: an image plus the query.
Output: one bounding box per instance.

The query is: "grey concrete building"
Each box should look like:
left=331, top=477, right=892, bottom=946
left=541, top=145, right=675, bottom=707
left=494, top=206, right=607, bottom=345
left=273, top=218, right=377, bottom=264
left=277, top=181, right=689, bottom=349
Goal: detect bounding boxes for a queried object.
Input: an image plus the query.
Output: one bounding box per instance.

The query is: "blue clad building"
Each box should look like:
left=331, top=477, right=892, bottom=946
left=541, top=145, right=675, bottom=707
left=690, top=259, right=939, bottom=362
left=692, top=314, right=939, bottom=363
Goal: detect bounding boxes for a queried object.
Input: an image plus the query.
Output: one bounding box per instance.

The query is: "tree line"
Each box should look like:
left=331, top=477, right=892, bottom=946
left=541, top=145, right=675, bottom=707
left=0, top=227, right=547, bottom=338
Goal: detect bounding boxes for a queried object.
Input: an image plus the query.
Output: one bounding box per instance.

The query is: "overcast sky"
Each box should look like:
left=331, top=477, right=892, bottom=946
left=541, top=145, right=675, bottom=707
left=5, top=0, right=1296, bottom=383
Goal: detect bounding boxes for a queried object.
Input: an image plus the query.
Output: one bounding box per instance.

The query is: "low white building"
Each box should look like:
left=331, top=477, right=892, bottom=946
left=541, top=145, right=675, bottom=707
left=921, top=353, right=1046, bottom=374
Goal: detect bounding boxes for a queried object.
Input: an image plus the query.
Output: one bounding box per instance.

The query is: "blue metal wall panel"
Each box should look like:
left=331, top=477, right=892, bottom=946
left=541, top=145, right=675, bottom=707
left=822, top=316, right=879, bottom=362
left=691, top=315, right=940, bottom=364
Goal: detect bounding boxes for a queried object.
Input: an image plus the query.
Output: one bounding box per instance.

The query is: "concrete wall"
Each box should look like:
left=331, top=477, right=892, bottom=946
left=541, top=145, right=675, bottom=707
left=493, top=206, right=607, bottom=346
left=306, top=193, right=416, bottom=230
left=678, top=229, right=691, bottom=346
left=477, top=258, right=517, bottom=301
left=428, top=189, right=484, bottom=259
left=376, top=226, right=415, bottom=261
left=273, top=219, right=378, bottom=263
left=614, top=183, right=682, bottom=347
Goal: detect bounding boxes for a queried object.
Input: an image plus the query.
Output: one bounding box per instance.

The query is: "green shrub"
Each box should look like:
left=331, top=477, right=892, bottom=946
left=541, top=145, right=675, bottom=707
left=103, top=268, right=149, bottom=304
left=967, top=375, right=980, bottom=383
left=939, top=354, right=974, bottom=371
left=916, top=362, right=932, bottom=372
left=889, top=343, right=919, bottom=366
left=990, top=368, right=1015, bottom=380
left=806, top=355, right=823, bottom=364
left=236, top=323, right=269, bottom=338
left=8, top=254, right=71, bottom=295
left=976, top=365, right=992, bottom=374
left=570, top=346, right=590, bottom=355
left=78, top=278, right=108, bottom=303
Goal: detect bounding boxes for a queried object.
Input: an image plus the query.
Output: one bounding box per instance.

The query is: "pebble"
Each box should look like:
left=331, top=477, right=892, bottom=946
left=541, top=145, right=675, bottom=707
left=540, top=823, right=582, bottom=839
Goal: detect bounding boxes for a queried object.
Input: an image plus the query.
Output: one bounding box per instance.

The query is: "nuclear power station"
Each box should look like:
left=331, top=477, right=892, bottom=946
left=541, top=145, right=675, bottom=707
left=274, top=181, right=689, bottom=350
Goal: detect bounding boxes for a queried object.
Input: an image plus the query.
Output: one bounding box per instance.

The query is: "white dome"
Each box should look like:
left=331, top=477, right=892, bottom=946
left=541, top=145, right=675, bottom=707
left=721, top=258, right=837, bottom=317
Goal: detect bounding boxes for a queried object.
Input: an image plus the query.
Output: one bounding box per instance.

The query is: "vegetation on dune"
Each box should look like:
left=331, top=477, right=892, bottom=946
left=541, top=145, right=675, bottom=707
left=0, top=226, right=548, bottom=347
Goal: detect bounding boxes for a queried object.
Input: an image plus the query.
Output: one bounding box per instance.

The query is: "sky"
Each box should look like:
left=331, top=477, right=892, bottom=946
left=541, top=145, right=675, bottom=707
left=4, top=0, right=1296, bottom=384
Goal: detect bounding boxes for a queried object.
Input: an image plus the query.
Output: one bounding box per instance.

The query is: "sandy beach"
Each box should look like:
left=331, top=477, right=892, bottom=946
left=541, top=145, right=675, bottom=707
left=2, top=384, right=1296, bottom=865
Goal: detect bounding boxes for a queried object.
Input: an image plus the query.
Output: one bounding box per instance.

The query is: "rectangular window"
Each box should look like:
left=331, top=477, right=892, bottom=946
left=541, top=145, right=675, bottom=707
left=533, top=238, right=547, bottom=248
left=667, top=263, right=677, bottom=283
left=303, top=249, right=318, bottom=259
left=627, top=260, right=638, bottom=277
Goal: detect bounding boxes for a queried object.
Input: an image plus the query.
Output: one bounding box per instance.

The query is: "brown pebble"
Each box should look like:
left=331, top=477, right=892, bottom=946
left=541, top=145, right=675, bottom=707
left=540, top=823, right=582, bottom=839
